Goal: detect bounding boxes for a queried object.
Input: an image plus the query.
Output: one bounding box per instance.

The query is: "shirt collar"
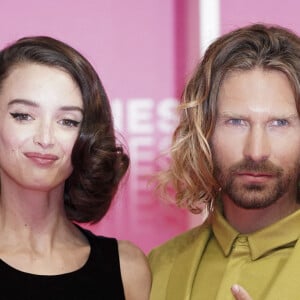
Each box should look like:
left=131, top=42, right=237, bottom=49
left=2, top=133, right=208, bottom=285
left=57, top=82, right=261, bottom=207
left=211, top=209, right=239, bottom=257
left=212, top=208, right=300, bottom=260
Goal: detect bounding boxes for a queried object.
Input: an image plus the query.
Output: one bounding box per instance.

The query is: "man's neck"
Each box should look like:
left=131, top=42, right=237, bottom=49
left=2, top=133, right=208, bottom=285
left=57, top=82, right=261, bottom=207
left=222, top=195, right=300, bottom=234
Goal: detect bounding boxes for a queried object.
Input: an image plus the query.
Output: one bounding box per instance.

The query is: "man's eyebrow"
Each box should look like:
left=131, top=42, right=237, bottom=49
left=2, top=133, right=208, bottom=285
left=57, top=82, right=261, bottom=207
left=216, top=112, right=246, bottom=118
left=8, top=98, right=83, bottom=114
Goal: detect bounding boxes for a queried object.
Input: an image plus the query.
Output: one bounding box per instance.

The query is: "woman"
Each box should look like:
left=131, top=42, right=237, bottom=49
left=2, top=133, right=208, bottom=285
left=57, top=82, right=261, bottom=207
left=0, top=36, right=151, bottom=299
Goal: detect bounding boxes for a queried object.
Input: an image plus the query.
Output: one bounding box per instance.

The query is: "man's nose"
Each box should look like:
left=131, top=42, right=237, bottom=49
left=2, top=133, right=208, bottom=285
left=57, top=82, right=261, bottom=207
left=243, top=125, right=270, bottom=162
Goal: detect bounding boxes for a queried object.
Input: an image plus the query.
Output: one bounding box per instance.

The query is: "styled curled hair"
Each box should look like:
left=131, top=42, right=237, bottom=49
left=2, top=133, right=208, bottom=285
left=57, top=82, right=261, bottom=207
left=0, top=36, right=129, bottom=223
left=159, top=23, right=300, bottom=213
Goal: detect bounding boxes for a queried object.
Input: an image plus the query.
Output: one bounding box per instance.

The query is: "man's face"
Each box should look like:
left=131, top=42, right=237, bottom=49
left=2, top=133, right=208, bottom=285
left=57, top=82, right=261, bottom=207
left=211, top=68, right=300, bottom=209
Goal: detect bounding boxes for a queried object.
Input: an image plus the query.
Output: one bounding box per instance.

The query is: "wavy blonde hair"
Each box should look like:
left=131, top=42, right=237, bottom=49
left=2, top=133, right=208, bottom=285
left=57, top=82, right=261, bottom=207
left=157, top=23, right=300, bottom=213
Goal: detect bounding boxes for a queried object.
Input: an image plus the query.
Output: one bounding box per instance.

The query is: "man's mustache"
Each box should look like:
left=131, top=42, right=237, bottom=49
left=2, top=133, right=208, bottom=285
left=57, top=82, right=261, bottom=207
left=228, top=159, right=283, bottom=176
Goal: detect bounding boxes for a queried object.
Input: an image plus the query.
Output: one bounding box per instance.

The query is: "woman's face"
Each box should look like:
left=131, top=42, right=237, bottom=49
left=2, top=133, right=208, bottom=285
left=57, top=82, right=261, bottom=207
left=0, top=63, right=83, bottom=192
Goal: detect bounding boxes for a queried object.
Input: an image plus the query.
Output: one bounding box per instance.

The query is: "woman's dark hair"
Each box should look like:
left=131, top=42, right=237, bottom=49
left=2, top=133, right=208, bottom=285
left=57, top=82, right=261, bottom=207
left=0, top=36, right=129, bottom=223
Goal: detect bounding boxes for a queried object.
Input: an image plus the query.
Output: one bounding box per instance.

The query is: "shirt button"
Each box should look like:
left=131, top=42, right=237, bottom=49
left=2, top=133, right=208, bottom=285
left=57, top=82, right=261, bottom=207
left=237, top=236, right=248, bottom=243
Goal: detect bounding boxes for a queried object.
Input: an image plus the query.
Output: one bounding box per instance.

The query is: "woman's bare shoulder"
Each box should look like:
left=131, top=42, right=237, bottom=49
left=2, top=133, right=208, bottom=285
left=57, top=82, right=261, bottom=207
left=118, top=240, right=151, bottom=300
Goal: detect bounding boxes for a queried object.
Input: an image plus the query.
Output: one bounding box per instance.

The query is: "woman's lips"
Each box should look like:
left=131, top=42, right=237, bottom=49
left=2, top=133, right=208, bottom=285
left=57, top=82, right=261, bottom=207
left=24, top=152, right=59, bottom=166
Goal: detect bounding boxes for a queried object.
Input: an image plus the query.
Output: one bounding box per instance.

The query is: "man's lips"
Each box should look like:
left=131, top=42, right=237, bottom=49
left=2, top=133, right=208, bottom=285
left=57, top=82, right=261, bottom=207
left=237, top=172, right=273, bottom=177
left=235, top=172, right=274, bottom=183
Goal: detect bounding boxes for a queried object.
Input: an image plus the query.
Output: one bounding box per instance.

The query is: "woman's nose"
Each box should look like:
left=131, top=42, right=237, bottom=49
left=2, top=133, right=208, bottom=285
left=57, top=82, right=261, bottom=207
left=33, top=122, right=55, bottom=148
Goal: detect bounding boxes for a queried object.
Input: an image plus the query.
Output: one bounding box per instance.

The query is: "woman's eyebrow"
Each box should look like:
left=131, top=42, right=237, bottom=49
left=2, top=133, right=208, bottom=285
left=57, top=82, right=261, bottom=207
left=59, top=106, right=84, bottom=114
left=8, top=99, right=83, bottom=114
left=8, top=98, right=38, bottom=107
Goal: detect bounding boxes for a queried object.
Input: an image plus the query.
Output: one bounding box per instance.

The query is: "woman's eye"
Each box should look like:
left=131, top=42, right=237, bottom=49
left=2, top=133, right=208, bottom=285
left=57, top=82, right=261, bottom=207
left=60, top=119, right=80, bottom=127
left=10, top=112, right=33, bottom=121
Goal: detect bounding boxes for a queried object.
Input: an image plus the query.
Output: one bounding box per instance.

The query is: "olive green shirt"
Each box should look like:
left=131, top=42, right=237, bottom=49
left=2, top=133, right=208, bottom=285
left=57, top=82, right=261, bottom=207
left=149, top=208, right=300, bottom=300
left=191, top=209, right=300, bottom=299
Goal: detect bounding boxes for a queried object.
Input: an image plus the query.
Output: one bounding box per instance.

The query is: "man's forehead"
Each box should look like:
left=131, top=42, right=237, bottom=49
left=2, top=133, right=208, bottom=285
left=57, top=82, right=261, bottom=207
left=216, top=68, right=297, bottom=115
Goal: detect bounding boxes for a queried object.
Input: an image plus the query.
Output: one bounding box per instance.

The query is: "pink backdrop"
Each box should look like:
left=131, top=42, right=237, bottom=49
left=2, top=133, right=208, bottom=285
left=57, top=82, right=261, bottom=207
left=0, top=0, right=300, bottom=252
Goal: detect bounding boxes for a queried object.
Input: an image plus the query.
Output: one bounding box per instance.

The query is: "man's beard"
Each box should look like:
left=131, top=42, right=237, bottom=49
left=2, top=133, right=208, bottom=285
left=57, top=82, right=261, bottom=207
left=213, top=158, right=299, bottom=209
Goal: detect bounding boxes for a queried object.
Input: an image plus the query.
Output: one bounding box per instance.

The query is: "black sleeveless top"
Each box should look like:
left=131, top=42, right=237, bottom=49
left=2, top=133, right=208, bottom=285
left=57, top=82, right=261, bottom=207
left=0, top=228, right=126, bottom=300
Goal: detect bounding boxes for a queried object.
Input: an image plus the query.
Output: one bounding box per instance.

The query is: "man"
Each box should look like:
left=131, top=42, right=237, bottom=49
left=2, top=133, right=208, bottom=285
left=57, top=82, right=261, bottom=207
left=149, top=23, right=300, bottom=300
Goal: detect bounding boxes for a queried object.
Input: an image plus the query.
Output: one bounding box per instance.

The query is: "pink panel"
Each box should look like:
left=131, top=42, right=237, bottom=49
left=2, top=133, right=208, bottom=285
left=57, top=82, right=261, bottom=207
left=5, top=0, right=298, bottom=253
left=221, top=0, right=300, bottom=35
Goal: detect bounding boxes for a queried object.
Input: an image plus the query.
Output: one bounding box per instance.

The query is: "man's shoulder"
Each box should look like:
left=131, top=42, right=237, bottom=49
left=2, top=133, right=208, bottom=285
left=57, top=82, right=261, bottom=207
left=148, top=222, right=211, bottom=266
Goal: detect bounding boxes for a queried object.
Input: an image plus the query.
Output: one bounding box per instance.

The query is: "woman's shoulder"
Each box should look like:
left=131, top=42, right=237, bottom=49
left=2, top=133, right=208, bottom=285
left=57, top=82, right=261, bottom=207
left=118, top=240, right=151, bottom=300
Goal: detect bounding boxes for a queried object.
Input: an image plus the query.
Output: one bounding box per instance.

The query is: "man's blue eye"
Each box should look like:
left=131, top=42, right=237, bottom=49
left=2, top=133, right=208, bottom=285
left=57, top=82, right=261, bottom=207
left=227, top=119, right=244, bottom=125
left=272, top=119, right=288, bottom=127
